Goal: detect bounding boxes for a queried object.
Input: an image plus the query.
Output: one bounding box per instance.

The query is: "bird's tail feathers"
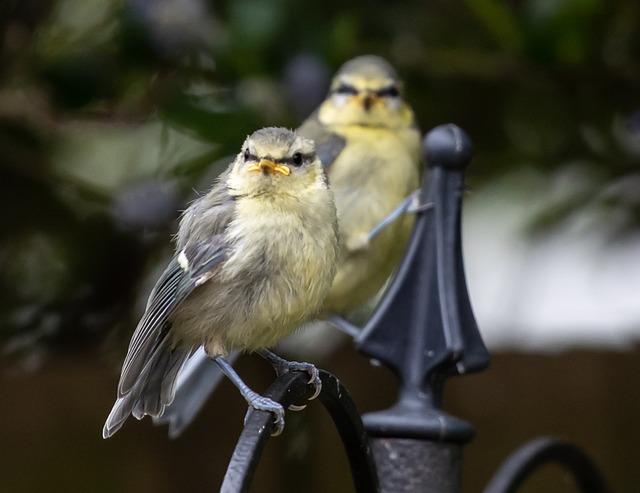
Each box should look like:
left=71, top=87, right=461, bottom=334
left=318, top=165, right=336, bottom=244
left=103, top=342, right=192, bottom=438
left=153, top=348, right=240, bottom=438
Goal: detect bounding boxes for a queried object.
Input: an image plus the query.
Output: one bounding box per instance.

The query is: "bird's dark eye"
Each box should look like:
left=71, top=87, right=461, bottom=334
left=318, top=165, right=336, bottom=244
left=377, top=86, right=400, bottom=98
left=244, top=148, right=250, bottom=161
left=334, top=84, right=358, bottom=96
left=292, top=153, right=303, bottom=166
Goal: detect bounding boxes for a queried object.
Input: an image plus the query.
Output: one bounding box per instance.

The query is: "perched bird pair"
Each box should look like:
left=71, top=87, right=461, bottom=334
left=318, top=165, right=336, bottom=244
left=103, top=55, right=421, bottom=438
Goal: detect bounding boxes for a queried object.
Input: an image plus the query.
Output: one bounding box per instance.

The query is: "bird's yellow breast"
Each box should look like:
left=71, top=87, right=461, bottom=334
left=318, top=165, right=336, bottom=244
left=322, top=124, right=421, bottom=314
left=328, top=124, right=420, bottom=233
left=171, top=186, right=339, bottom=354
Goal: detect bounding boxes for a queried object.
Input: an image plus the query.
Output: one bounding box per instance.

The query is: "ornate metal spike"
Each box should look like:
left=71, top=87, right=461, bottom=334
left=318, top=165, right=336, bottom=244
left=356, top=124, right=490, bottom=441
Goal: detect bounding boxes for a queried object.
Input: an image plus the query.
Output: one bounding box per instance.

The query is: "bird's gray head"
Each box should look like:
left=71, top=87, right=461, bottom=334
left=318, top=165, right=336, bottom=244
left=319, top=55, right=413, bottom=128
left=227, top=127, right=324, bottom=196
left=330, top=55, right=404, bottom=105
left=335, top=55, right=400, bottom=83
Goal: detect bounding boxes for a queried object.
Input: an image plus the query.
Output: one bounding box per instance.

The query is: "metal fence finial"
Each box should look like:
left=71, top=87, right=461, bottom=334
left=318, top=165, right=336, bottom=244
left=356, top=123, right=490, bottom=442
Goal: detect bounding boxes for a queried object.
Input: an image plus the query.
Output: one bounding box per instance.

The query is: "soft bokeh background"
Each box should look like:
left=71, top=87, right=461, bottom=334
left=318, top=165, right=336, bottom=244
left=1, top=0, right=639, bottom=491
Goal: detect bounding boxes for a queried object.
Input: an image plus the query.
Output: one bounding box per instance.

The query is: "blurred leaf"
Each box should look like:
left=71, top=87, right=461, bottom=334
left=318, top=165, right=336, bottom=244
left=39, top=51, right=121, bottom=108
left=1, top=0, right=640, bottom=365
left=120, top=0, right=219, bottom=64
left=522, top=0, right=605, bottom=64
left=51, top=120, right=217, bottom=193
left=159, top=84, right=260, bottom=146
left=32, top=0, right=119, bottom=57
left=503, top=83, right=576, bottom=159
left=464, top=0, right=524, bottom=52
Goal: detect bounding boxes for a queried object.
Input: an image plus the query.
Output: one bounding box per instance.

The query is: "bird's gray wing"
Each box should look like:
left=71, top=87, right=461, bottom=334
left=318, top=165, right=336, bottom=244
left=104, top=173, right=239, bottom=438
left=104, top=237, right=228, bottom=438
left=119, top=174, right=237, bottom=396
left=118, top=237, right=228, bottom=396
left=297, top=110, right=346, bottom=169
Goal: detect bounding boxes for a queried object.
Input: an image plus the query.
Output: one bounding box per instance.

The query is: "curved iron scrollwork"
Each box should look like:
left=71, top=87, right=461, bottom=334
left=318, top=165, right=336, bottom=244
left=483, top=437, right=610, bottom=493
left=220, top=370, right=379, bottom=493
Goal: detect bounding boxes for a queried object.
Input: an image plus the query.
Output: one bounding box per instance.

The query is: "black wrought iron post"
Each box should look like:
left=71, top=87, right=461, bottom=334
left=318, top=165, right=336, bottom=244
left=355, top=124, right=490, bottom=492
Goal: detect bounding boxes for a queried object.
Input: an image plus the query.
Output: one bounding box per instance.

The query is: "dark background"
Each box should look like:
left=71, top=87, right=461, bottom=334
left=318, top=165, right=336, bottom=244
left=1, top=0, right=639, bottom=491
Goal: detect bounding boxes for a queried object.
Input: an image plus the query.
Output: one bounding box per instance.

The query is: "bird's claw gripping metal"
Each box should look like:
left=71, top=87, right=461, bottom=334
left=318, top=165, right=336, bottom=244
left=298, top=362, right=322, bottom=401
left=256, top=349, right=322, bottom=405
left=275, top=360, right=322, bottom=404
left=243, top=391, right=286, bottom=437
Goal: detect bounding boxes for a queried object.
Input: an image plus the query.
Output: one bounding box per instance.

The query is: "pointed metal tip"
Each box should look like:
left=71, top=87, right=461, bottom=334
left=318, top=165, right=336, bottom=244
left=423, top=124, right=473, bottom=170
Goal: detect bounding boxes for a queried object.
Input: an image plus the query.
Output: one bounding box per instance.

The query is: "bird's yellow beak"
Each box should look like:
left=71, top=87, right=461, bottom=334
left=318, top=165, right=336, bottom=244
left=359, top=92, right=382, bottom=112
left=247, top=159, right=291, bottom=176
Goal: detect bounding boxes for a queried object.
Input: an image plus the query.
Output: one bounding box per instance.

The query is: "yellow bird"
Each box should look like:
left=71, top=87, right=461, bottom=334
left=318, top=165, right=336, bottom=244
left=155, top=55, right=422, bottom=436
left=103, top=127, right=339, bottom=437
left=298, top=54, right=421, bottom=315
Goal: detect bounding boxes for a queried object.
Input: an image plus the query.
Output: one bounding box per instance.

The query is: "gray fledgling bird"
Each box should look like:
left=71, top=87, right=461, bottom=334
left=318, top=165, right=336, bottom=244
left=155, top=55, right=422, bottom=437
left=103, top=127, right=339, bottom=438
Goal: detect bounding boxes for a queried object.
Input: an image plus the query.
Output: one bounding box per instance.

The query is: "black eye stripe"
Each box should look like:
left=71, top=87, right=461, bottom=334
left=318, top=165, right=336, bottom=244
left=376, top=86, right=400, bottom=97
left=245, top=154, right=314, bottom=165
left=333, top=84, right=400, bottom=98
left=333, top=84, right=358, bottom=95
left=278, top=153, right=313, bottom=165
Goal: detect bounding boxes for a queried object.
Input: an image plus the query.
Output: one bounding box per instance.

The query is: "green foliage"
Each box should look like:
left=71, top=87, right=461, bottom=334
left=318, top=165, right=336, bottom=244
left=1, top=0, right=639, bottom=356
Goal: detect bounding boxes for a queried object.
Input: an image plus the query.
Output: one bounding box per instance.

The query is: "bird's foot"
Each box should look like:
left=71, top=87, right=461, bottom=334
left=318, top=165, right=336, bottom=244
left=286, top=360, right=322, bottom=402
left=257, top=349, right=323, bottom=402
left=243, top=391, right=286, bottom=436
left=365, top=189, right=424, bottom=243
left=278, top=360, right=322, bottom=403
